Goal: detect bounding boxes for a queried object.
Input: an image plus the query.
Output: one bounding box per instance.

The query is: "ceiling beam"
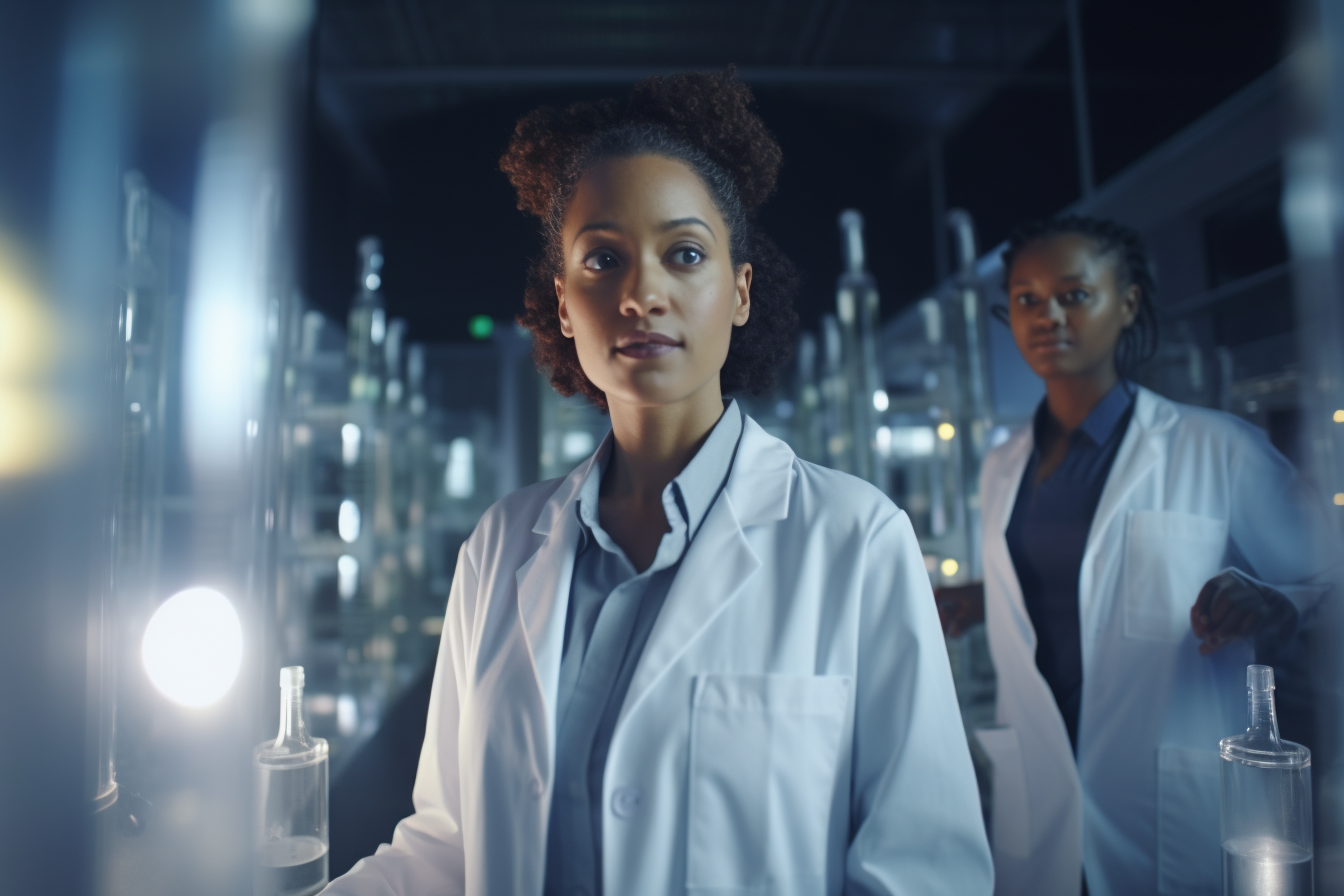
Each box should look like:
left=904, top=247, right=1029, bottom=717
left=322, top=64, right=1077, bottom=88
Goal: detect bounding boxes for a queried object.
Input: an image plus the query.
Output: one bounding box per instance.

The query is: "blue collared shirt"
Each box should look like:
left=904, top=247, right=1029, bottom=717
left=543, top=401, right=744, bottom=896
left=1005, top=381, right=1136, bottom=753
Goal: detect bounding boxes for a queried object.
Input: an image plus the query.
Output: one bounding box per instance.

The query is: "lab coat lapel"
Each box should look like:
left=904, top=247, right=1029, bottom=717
left=1078, top=388, right=1169, bottom=637
left=617, top=418, right=792, bottom=727
left=515, top=449, right=598, bottom=756
left=988, top=428, right=1035, bottom=646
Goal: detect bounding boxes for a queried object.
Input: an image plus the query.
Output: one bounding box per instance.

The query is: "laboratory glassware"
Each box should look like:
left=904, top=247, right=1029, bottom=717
left=254, top=666, right=330, bottom=896
left=1219, top=664, right=1312, bottom=896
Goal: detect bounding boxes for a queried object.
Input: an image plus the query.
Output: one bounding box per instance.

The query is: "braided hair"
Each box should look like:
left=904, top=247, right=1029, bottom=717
left=500, top=68, right=800, bottom=411
left=1001, top=215, right=1160, bottom=377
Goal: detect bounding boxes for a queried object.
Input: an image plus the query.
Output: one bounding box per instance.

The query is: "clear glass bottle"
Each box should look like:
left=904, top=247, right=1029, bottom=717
left=1220, top=664, right=1313, bottom=896
left=255, top=666, right=329, bottom=896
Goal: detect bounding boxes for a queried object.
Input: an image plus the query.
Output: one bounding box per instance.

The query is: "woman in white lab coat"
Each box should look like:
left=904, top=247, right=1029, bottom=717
left=939, top=216, right=1333, bottom=896
left=324, top=70, right=992, bottom=896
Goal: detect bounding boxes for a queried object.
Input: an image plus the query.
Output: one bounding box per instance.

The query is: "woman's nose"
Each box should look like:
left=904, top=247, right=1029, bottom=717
left=1043, top=295, right=1067, bottom=325
left=620, top=263, right=669, bottom=317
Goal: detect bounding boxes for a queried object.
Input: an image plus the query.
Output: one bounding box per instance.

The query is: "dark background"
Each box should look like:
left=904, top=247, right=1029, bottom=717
left=291, top=0, right=1293, bottom=345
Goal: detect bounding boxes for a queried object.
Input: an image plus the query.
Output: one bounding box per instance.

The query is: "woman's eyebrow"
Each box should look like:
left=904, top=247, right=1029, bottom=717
left=662, top=217, right=716, bottom=242
left=576, top=220, right=621, bottom=237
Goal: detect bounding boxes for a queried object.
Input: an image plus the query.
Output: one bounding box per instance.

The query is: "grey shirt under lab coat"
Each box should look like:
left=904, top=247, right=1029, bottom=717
left=543, top=401, right=743, bottom=896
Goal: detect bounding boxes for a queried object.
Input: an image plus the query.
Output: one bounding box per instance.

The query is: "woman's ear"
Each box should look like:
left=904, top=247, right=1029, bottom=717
left=733, top=263, right=752, bottom=327
left=1120, top=283, right=1140, bottom=328
left=555, top=275, right=574, bottom=338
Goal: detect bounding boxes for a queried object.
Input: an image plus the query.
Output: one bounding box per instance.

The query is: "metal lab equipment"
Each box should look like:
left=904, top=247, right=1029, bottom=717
left=1220, top=665, right=1313, bottom=896
left=255, top=667, right=330, bottom=896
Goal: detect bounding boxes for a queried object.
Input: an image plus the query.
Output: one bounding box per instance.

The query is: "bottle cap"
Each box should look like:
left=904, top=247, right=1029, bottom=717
left=1247, top=664, right=1274, bottom=691
left=280, top=666, right=304, bottom=689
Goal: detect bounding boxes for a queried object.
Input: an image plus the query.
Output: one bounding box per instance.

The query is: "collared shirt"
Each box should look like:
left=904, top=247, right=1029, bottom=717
left=543, top=400, right=744, bottom=896
left=1005, top=381, right=1136, bottom=753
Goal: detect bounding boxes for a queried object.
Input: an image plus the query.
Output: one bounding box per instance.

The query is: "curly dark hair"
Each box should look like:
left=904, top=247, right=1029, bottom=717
left=500, top=67, right=800, bottom=411
left=1001, top=214, right=1160, bottom=377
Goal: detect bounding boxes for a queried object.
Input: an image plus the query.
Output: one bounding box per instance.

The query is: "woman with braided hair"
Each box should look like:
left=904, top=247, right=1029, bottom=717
left=938, top=217, right=1333, bottom=896
left=324, top=69, right=992, bottom=896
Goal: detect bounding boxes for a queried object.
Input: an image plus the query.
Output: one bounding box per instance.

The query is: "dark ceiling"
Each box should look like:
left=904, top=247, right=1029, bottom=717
left=302, top=0, right=1293, bottom=343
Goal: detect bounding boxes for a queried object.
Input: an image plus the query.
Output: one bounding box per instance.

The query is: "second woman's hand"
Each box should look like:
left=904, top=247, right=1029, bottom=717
left=1189, top=570, right=1296, bottom=656
left=936, top=582, right=986, bottom=638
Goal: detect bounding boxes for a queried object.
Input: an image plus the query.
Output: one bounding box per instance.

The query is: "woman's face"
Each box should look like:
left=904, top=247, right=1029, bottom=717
left=555, top=154, right=751, bottom=412
left=1006, top=233, right=1138, bottom=381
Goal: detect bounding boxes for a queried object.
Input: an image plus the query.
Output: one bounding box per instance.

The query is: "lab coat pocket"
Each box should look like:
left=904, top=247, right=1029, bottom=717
left=1123, top=511, right=1227, bottom=642
left=686, top=674, right=849, bottom=894
left=973, top=727, right=1032, bottom=859
left=1157, top=745, right=1222, bottom=894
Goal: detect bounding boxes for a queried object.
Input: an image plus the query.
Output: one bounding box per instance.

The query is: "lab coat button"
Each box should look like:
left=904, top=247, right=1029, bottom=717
left=611, top=785, right=642, bottom=818
left=529, top=777, right=544, bottom=799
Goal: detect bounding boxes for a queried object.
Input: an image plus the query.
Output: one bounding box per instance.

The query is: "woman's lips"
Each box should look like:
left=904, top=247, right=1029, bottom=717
left=615, top=333, right=681, bottom=359
left=1029, top=339, right=1073, bottom=354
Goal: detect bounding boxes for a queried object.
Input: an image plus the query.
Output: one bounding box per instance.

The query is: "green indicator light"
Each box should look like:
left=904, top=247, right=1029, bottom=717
left=468, top=315, right=494, bottom=340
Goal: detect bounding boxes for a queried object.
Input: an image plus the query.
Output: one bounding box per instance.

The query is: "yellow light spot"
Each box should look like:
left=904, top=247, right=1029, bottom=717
left=1334, top=494, right=1344, bottom=506
left=941, top=558, right=960, bottom=577
left=937, top=422, right=956, bottom=441
left=1334, top=410, right=1344, bottom=423
left=0, top=240, right=69, bottom=478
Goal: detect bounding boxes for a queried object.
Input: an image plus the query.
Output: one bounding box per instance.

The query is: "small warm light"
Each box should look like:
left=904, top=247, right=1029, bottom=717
left=141, top=587, right=243, bottom=708
left=872, top=390, right=890, bottom=412
left=937, top=422, right=956, bottom=441
left=1334, top=410, right=1344, bottom=423
left=941, top=558, right=960, bottom=577
left=339, top=499, right=361, bottom=542
left=1334, top=494, right=1344, bottom=507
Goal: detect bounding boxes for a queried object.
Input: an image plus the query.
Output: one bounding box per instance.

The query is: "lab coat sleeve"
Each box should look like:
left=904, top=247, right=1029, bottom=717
left=845, top=509, right=995, bottom=895
left=321, top=542, right=475, bottom=896
left=1225, top=424, right=1337, bottom=625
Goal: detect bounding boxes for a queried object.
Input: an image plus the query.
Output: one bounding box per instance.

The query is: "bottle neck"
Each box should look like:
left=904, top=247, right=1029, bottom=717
left=1246, top=686, right=1283, bottom=751
left=276, top=686, right=309, bottom=747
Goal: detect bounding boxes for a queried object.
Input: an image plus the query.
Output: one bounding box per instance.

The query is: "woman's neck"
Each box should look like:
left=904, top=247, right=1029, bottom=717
left=1043, top=364, right=1119, bottom=434
left=604, top=383, right=726, bottom=505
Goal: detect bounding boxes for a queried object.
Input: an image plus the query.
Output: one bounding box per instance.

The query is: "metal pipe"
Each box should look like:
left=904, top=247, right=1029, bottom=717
left=1066, top=0, right=1096, bottom=197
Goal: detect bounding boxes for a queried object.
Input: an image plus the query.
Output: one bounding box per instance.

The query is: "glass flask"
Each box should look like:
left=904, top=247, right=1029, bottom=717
left=1220, top=664, right=1312, bottom=896
left=254, top=666, right=330, bottom=896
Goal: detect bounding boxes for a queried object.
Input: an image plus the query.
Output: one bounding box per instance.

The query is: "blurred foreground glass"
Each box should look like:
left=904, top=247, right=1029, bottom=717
left=254, top=666, right=329, bottom=896
left=1221, top=665, right=1313, bottom=895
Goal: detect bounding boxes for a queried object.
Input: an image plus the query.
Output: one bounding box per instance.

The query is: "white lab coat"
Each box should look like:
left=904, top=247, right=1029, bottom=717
left=323, top=415, right=993, bottom=896
left=978, top=387, right=1333, bottom=896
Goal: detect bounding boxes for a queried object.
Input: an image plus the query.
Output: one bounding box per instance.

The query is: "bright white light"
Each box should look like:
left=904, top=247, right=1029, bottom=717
left=339, top=499, right=361, bottom=542
left=872, top=390, right=889, bottom=412
left=337, top=554, right=359, bottom=599
left=875, top=426, right=892, bottom=456
left=561, top=430, right=596, bottom=461
left=445, top=437, right=475, bottom=498
left=124, top=306, right=134, bottom=343
left=941, top=558, right=960, bottom=577
left=889, top=426, right=936, bottom=457
left=989, top=425, right=1011, bottom=448
left=365, top=273, right=381, bottom=291
left=337, top=694, right=358, bottom=735
left=341, top=423, right=361, bottom=466
left=141, top=587, right=243, bottom=708
left=129, top=402, right=141, bottom=413
left=370, top=308, right=386, bottom=345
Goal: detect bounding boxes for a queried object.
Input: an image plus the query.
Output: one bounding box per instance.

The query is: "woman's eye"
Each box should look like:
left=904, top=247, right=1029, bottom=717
left=1062, top=288, right=1089, bottom=304
left=1015, top=292, right=1038, bottom=306
left=669, top=247, right=704, bottom=265
left=583, top=250, right=620, bottom=271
